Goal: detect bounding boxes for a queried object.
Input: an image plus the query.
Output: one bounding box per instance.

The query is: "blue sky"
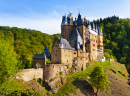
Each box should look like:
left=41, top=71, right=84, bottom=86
left=0, top=0, right=130, bottom=34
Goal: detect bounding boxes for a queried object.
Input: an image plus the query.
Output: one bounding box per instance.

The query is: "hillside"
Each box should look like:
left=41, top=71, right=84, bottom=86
left=0, top=16, right=130, bottom=95
left=53, top=60, right=129, bottom=96
left=94, top=17, right=130, bottom=72
left=1, top=60, right=129, bottom=96
left=0, top=26, right=60, bottom=69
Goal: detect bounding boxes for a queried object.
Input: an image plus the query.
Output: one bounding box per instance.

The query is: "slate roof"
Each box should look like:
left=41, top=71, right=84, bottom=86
left=67, top=14, right=70, bottom=25
left=69, top=28, right=83, bottom=50
left=59, top=36, right=74, bottom=50
left=74, top=36, right=82, bottom=50
left=90, top=22, right=95, bottom=29
left=69, top=28, right=82, bottom=40
left=33, top=52, right=46, bottom=59
left=97, top=26, right=100, bottom=35
left=61, top=15, right=68, bottom=26
left=77, top=14, right=84, bottom=25
left=43, top=47, right=50, bottom=58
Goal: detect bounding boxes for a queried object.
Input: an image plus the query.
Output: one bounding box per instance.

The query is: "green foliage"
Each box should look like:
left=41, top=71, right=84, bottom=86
left=55, top=77, right=76, bottom=96
left=0, top=39, right=20, bottom=83
left=95, top=17, right=130, bottom=65
left=89, top=64, right=111, bottom=95
left=120, top=57, right=127, bottom=64
left=0, top=79, right=48, bottom=96
left=46, top=58, right=51, bottom=64
left=59, top=71, right=63, bottom=75
left=0, top=26, right=60, bottom=69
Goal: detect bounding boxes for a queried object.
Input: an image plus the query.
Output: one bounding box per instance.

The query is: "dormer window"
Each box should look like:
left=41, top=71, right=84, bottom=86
left=58, top=43, right=63, bottom=48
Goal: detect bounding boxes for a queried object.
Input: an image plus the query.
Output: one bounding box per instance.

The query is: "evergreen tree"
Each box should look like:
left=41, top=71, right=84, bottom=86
left=89, top=65, right=110, bottom=96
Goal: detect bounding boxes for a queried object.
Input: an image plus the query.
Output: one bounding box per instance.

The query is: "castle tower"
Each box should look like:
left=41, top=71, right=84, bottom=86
left=97, top=27, right=104, bottom=59
left=69, top=13, right=73, bottom=25
left=61, top=13, right=75, bottom=39
left=58, top=36, right=63, bottom=49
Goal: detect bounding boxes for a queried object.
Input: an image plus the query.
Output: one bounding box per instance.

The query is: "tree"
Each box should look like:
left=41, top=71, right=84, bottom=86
left=89, top=64, right=110, bottom=96
left=119, top=57, right=127, bottom=64
left=0, top=40, right=20, bottom=83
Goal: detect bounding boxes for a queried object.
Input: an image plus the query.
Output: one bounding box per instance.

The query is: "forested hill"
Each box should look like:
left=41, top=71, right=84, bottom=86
left=0, top=26, right=60, bottom=68
left=0, top=16, right=130, bottom=70
left=94, top=16, right=130, bottom=71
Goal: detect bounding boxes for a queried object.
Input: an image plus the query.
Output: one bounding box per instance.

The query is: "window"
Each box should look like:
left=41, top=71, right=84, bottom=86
left=92, top=44, right=95, bottom=46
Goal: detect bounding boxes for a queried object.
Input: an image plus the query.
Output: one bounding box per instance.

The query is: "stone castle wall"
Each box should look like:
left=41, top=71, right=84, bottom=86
left=43, top=64, right=64, bottom=80
left=51, top=39, right=61, bottom=64
left=61, top=25, right=75, bottom=39
left=17, top=68, right=43, bottom=81
left=33, top=58, right=46, bottom=69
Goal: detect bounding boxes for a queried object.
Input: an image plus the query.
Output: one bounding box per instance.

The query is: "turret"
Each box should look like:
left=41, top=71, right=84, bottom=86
left=95, top=25, right=98, bottom=33
left=61, top=15, right=67, bottom=27
left=93, top=22, right=95, bottom=31
left=58, top=36, right=63, bottom=48
left=77, top=13, right=83, bottom=25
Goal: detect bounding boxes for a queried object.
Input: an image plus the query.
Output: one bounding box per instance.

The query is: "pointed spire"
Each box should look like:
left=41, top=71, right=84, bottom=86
left=75, top=18, right=77, bottom=26
left=78, top=13, right=82, bottom=20
left=97, top=26, right=100, bottom=35
left=95, top=24, right=98, bottom=32
left=93, top=22, right=95, bottom=31
left=43, top=52, right=46, bottom=58
left=59, top=35, right=62, bottom=44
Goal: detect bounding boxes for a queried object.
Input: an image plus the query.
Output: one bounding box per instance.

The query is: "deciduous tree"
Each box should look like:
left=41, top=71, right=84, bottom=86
left=89, top=65, right=110, bottom=96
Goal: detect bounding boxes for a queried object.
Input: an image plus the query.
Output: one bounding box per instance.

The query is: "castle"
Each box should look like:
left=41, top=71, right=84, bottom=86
left=33, top=13, right=104, bottom=81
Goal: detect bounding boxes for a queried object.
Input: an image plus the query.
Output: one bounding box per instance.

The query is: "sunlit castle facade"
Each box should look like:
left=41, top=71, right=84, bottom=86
left=33, top=13, right=104, bottom=81
left=60, top=13, right=104, bottom=61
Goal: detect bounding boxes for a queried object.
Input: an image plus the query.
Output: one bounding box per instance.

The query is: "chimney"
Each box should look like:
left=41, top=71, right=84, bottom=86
left=69, top=13, right=73, bottom=25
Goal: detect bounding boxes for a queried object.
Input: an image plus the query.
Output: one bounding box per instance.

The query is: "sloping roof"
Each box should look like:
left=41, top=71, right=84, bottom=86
left=77, top=14, right=83, bottom=25
left=74, top=36, right=82, bottom=50
left=61, top=15, right=68, bottom=26
left=59, top=36, right=74, bottom=50
left=69, top=28, right=83, bottom=49
left=33, top=52, right=46, bottom=59
left=69, top=28, right=82, bottom=40
left=68, top=28, right=83, bottom=50
left=43, top=47, right=50, bottom=58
